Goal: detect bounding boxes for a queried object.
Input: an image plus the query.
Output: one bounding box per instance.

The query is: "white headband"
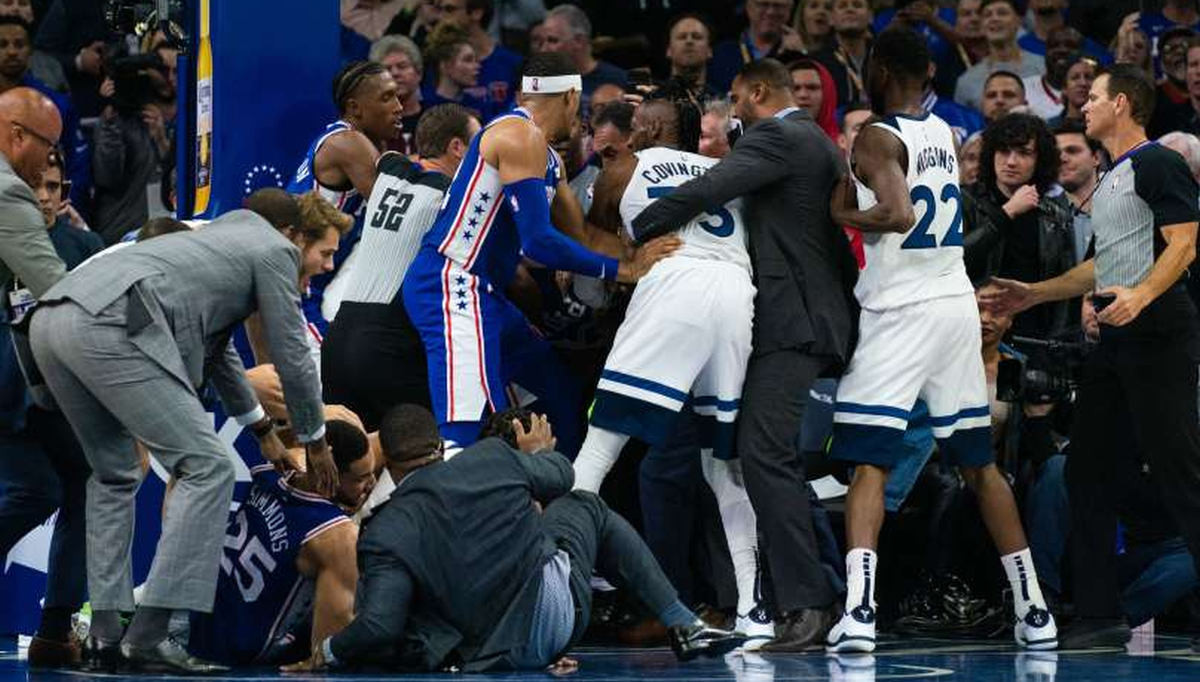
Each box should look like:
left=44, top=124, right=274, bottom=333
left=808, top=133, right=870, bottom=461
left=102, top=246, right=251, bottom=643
left=522, top=75, right=582, bottom=94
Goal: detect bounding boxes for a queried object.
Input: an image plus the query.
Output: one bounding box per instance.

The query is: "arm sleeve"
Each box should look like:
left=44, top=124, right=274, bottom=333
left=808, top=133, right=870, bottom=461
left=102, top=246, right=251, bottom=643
left=329, top=541, right=413, bottom=664
left=505, top=177, right=620, bottom=281
left=631, top=120, right=793, bottom=243
left=0, top=180, right=65, bottom=297
left=252, top=243, right=325, bottom=442
left=513, top=448, right=574, bottom=503
left=1134, top=148, right=1200, bottom=229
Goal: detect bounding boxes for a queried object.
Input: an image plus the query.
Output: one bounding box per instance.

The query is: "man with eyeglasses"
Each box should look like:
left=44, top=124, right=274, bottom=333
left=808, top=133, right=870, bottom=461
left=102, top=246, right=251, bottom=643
left=710, top=0, right=805, bottom=93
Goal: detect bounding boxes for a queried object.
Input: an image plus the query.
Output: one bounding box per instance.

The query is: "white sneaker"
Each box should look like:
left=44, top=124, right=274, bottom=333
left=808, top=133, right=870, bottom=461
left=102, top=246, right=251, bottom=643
left=735, top=605, right=775, bottom=651
left=826, top=605, right=876, bottom=653
left=1014, top=607, right=1058, bottom=651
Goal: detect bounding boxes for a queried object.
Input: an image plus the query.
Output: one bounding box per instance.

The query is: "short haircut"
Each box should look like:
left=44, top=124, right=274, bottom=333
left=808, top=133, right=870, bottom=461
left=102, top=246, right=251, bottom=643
left=478, top=407, right=534, bottom=448
left=1159, top=131, right=1200, bottom=178
left=369, top=34, right=422, bottom=74
left=592, top=99, right=635, bottom=134
left=786, top=56, right=821, bottom=75
left=665, top=12, right=713, bottom=45
left=1101, top=63, right=1155, bottom=127
left=1052, top=118, right=1102, bottom=155
left=326, top=419, right=370, bottom=473
left=332, top=60, right=387, bottom=113
left=736, top=58, right=792, bottom=94
left=137, top=216, right=189, bottom=241
left=546, top=3, right=592, bottom=38
left=244, top=188, right=301, bottom=231
left=416, top=103, right=478, bottom=158
left=379, top=404, right=441, bottom=464
left=522, top=51, right=579, bottom=79
left=425, top=23, right=473, bottom=74
left=980, top=0, right=1019, bottom=14
left=703, top=97, right=732, bottom=120
left=840, top=103, right=871, bottom=131
left=984, top=69, right=1025, bottom=94
left=296, top=190, right=353, bottom=242
left=871, top=27, right=932, bottom=85
left=979, top=112, right=1060, bottom=193
left=0, top=15, right=31, bottom=39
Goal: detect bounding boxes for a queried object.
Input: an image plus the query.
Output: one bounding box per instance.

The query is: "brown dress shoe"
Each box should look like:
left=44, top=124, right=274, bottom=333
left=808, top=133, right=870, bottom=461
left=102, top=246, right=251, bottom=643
left=758, top=607, right=834, bottom=653
left=28, top=634, right=82, bottom=669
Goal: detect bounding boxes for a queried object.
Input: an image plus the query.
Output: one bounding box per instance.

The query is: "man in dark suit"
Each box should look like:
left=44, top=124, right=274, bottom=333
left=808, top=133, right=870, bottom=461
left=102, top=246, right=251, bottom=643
left=296, top=405, right=742, bottom=672
left=632, top=58, right=859, bottom=651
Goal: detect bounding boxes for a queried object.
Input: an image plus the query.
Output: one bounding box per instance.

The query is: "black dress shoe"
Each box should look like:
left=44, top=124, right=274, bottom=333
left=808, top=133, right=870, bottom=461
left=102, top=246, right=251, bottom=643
left=121, top=637, right=229, bottom=674
left=758, top=607, right=833, bottom=653
left=81, top=635, right=123, bottom=672
left=1057, top=618, right=1131, bottom=650
left=668, top=621, right=746, bottom=661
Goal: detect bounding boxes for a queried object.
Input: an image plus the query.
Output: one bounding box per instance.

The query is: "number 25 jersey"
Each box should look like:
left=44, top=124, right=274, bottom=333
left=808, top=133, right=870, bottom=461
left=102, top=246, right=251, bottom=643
left=851, top=113, right=973, bottom=311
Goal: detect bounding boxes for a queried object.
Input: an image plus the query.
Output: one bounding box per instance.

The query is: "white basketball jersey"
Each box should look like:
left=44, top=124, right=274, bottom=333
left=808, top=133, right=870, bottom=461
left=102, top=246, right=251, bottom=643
left=620, top=147, right=751, bottom=274
left=852, top=113, right=973, bottom=311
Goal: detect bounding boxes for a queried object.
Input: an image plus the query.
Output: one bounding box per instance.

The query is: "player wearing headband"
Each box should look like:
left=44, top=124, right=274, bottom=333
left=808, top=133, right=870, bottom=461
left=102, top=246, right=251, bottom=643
left=401, top=52, right=678, bottom=446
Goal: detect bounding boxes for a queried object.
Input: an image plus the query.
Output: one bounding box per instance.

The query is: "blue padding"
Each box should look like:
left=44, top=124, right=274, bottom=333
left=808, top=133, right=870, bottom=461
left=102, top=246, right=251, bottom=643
left=929, top=405, right=990, bottom=427
left=591, top=389, right=681, bottom=448
left=600, top=369, right=689, bottom=403
left=936, top=426, right=993, bottom=468
left=829, top=422, right=908, bottom=468
left=834, top=401, right=913, bottom=421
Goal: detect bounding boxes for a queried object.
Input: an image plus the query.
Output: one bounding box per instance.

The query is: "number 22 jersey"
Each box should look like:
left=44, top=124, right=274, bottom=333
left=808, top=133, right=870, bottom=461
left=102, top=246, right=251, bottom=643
left=851, top=112, right=973, bottom=311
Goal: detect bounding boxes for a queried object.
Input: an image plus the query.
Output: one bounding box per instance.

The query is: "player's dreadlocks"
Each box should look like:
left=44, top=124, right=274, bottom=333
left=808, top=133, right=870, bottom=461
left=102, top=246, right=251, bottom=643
left=647, top=79, right=703, bottom=154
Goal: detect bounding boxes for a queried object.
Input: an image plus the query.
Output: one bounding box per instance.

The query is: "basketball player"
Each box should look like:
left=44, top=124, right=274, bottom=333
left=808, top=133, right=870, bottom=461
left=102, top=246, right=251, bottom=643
left=825, top=27, right=1056, bottom=653
left=570, top=92, right=772, bottom=648
left=401, top=52, right=678, bottom=446
left=185, top=420, right=366, bottom=667
left=287, top=61, right=403, bottom=335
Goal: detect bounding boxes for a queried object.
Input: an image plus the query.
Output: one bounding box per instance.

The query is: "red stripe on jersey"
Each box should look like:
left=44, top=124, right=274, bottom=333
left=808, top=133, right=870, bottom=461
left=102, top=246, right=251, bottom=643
left=439, top=157, right=485, bottom=254
left=440, top=259, right=457, bottom=420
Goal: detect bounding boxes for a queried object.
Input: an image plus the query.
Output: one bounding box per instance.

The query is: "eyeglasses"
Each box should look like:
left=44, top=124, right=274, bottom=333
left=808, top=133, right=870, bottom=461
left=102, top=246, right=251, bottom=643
left=12, top=121, right=55, bottom=149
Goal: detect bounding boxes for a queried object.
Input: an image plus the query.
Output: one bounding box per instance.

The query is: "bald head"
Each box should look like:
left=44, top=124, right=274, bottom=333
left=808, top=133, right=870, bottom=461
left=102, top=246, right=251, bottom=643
left=0, top=87, right=61, bottom=188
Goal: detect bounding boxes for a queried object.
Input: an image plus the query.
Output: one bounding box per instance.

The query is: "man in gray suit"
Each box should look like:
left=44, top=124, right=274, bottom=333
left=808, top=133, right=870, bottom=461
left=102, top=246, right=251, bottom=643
left=632, top=59, right=859, bottom=651
left=29, top=190, right=334, bottom=672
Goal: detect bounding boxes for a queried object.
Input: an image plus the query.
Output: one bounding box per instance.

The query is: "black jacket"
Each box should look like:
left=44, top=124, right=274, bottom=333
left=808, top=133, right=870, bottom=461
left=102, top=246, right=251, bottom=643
left=330, top=438, right=573, bottom=672
left=962, top=183, right=1078, bottom=337
left=632, top=109, right=860, bottom=367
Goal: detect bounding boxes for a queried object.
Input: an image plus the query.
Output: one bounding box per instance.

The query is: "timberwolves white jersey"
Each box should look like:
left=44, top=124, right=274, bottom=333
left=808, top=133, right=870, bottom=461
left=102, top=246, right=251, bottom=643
left=620, top=147, right=751, bottom=274
left=852, top=113, right=973, bottom=310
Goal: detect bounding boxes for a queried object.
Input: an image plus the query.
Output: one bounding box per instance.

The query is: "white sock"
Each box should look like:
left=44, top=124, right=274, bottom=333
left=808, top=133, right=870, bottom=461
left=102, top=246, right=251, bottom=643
left=1001, top=548, right=1047, bottom=619
left=701, top=451, right=761, bottom=617
left=845, top=548, right=878, bottom=614
left=571, top=425, right=629, bottom=492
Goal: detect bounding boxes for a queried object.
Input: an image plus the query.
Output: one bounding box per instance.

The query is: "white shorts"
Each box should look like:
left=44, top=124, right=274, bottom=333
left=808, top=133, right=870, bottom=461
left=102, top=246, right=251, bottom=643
left=590, top=257, right=754, bottom=458
left=831, top=293, right=992, bottom=468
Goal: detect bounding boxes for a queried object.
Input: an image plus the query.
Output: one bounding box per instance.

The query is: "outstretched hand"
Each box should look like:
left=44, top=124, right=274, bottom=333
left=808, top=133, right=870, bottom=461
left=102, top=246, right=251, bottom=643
left=618, top=235, right=682, bottom=283
left=978, top=277, right=1039, bottom=317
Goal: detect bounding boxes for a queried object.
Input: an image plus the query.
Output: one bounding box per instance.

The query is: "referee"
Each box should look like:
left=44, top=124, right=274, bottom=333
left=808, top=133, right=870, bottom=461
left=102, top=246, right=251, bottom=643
left=987, top=64, right=1200, bottom=649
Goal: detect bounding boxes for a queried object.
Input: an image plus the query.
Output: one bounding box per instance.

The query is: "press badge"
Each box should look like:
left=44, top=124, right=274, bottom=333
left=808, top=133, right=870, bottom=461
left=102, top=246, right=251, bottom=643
left=7, top=280, right=35, bottom=325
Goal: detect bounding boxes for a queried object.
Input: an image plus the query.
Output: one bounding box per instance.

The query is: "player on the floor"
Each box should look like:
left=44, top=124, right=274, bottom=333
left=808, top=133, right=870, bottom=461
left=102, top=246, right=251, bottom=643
left=401, top=52, right=678, bottom=447
left=825, top=27, right=1057, bottom=653
left=185, top=420, right=367, bottom=667
left=569, top=90, right=771, bottom=648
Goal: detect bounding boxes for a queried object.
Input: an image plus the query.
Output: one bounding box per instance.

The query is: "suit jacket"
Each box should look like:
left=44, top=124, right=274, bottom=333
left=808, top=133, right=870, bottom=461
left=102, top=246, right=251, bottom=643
left=38, top=209, right=324, bottom=438
left=331, top=439, right=574, bottom=671
left=0, top=153, right=65, bottom=298
left=633, top=110, right=860, bottom=365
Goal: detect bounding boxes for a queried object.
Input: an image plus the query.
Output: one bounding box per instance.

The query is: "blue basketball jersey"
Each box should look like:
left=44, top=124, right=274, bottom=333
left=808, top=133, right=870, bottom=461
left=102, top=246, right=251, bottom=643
left=421, top=107, right=560, bottom=288
left=188, top=466, right=349, bottom=666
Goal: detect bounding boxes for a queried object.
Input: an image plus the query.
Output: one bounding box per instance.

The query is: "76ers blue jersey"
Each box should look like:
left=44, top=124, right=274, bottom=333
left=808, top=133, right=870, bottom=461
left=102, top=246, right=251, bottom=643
left=188, top=466, right=349, bottom=666
left=421, top=107, right=559, bottom=288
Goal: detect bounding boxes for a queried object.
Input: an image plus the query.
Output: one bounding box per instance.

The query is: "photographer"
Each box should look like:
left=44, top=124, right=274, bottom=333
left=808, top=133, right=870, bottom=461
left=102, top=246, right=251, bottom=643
left=985, top=65, right=1200, bottom=649
left=91, top=49, right=174, bottom=244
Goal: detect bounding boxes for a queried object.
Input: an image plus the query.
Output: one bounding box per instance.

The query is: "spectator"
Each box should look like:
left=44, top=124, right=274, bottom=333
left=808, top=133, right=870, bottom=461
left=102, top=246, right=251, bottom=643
left=878, top=0, right=959, bottom=75
left=341, top=0, right=408, bottom=43
left=539, top=4, right=627, bottom=111
left=791, top=0, right=833, bottom=54
left=31, top=0, right=107, bottom=119
left=0, top=17, right=86, bottom=213
left=1048, top=56, right=1097, bottom=127
left=1150, top=31, right=1199, bottom=137
left=1133, top=1, right=1200, bottom=45
left=371, top=36, right=425, bottom=156
left=90, top=50, right=175, bottom=243
left=954, top=0, right=1044, bottom=111
left=0, top=0, right=65, bottom=92
left=698, top=97, right=732, bottom=159
left=981, top=70, right=1027, bottom=123
left=488, top=0, right=547, bottom=47
left=38, top=148, right=100, bottom=265
left=591, top=99, right=634, bottom=167
left=1160, top=131, right=1200, bottom=183
left=933, top=0, right=988, bottom=97
left=1022, top=27, right=1085, bottom=120
left=709, top=0, right=802, bottom=93
left=421, top=23, right=495, bottom=121
left=964, top=112, right=1077, bottom=338
left=665, top=14, right=719, bottom=103
left=1019, top=0, right=1109, bottom=62
left=528, top=19, right=548, bottom=52
left=923, top=72, right=985, bottom=143
left=1054, top=119, right=1102, bottom=262
left=436, top=0, right=522, bottom=115
left=1112, top=16, right=1152, bottom=78
left=959, top=131, right=983, bottom=185
left=814, top=0, right=872, bottom=106
left=787, top=58, right=838, bottom=139
left=382, top=0, right=440, bottom=46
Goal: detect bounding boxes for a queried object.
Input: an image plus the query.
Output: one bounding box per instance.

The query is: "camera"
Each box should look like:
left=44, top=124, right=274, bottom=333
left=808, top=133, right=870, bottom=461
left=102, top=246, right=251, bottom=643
left=996, top=335, right=1089, bottom=404
left=105, top=49, right=173, bottom=113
